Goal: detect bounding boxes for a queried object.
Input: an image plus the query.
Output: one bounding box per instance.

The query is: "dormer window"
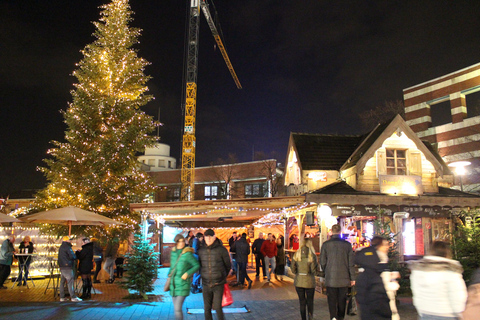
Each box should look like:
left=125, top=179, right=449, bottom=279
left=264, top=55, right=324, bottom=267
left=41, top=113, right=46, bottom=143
left=386, top=149, right=406, bottom=175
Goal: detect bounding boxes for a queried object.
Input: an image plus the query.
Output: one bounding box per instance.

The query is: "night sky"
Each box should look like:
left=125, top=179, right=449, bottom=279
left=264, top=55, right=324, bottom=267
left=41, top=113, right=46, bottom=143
left=2, top=0, right=480, bottom=195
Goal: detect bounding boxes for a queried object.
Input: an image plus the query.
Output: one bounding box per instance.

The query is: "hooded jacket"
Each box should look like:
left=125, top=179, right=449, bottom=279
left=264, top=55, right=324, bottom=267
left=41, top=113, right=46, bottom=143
left=409, top=255, right=467, bottom=318
left=58, top=241, right=76, bottom=269
left=354, top=246, right=392, bottom=320
left=291, top=246, right=319, bottom=288
left=198, top=238, right=231, bottom=287
left=169, top=246, right=200, bottom=297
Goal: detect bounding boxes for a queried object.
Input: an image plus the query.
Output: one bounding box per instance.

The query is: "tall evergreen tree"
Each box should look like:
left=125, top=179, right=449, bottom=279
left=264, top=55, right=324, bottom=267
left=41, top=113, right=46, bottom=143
left=34, top=0, right=157, bottom=237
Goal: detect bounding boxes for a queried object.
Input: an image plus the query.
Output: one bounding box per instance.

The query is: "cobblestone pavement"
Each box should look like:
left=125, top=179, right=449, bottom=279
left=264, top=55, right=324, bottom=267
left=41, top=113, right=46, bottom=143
left=0, top=268, right=418, bottom=320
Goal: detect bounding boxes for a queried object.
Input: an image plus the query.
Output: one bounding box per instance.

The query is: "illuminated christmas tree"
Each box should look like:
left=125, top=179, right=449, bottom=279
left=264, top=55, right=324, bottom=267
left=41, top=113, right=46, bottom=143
left=35, top=0, right=158, bottom=237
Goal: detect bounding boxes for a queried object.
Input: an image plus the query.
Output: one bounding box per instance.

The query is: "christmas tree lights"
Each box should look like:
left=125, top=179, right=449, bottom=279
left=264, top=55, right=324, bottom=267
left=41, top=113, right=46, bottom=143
left=34, top=0, right=158, bottom=239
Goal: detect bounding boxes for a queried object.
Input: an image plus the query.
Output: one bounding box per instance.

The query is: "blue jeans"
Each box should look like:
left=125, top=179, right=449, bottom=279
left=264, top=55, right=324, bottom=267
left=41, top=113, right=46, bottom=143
left=238, top=262, right=251, bottom=285
left=264, top=256, right=276, bottom=281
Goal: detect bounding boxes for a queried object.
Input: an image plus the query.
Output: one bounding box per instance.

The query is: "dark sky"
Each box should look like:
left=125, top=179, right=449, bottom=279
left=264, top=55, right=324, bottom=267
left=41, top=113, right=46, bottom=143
left=2, top=0, right=480, bottom=195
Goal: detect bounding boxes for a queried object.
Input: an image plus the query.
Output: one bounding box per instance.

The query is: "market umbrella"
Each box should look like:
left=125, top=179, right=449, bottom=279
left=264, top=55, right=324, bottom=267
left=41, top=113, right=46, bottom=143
left=20, top=206, right=125, bottom=236
left=0, top=212, right=20, bottom=223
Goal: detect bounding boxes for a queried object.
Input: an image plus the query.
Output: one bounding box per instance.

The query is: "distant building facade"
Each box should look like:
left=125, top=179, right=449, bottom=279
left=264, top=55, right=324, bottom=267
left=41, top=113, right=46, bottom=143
left=403, top=63, right=480, bottom=190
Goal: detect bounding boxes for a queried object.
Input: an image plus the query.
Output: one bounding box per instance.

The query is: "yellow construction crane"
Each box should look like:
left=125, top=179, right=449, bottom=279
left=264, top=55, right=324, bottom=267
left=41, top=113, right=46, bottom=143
left=181, top=0, right=242, bottom=201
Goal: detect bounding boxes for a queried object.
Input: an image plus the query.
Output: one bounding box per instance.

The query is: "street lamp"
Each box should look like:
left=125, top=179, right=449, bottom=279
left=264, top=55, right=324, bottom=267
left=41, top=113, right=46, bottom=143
left=448, top=161, right=471, bottom=192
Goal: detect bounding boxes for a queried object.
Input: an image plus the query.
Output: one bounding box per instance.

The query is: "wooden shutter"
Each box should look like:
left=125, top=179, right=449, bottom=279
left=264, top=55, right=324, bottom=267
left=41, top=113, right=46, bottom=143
left=408, top=151, right=422, bottom=176
left=377, top=149, right=386, bottom=176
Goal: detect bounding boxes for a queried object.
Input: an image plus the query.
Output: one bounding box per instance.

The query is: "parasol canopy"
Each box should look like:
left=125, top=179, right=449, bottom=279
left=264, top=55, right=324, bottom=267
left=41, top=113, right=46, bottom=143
left=0, top=212, right=20, bottom=223
left=20, top=206, right=125, bottom=236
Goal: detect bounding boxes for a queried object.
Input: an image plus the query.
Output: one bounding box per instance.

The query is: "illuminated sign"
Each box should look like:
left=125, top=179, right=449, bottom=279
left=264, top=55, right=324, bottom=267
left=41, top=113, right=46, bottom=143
left=379, top=175, right=423, bottom=196
left=309, top=171, right=327, bottom=182
left=206, top=209, right=246, bottom=218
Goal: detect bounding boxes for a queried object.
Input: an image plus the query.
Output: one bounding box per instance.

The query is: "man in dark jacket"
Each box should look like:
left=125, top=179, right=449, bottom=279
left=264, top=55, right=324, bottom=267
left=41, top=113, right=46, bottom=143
left=252, top=232, right=266, bottom=279
left=58, top=236, right=81, bottom=301
left=198, top=229, right=231, bottom=320
left=232, top=233, right=252, bottom=289
left=319, top=224, right=355, bottom=320
left=228, top=231, right=237, bottom=276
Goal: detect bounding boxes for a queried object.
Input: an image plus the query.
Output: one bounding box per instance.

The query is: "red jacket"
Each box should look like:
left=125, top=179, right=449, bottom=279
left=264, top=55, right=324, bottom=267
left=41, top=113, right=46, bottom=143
left=260, top=240, right=277, bottom=258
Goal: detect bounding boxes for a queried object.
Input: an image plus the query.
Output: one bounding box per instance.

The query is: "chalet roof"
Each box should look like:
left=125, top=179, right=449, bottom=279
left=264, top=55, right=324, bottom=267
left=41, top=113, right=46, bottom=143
left=310, top=180, right=377, bottom=195
left=291, top=133, right=364, bottom=170
left=309, top=180, right=480, bottom=199
left=292, top=115, right=451, bottom=176
left=342, top=120, right=392, bottom=170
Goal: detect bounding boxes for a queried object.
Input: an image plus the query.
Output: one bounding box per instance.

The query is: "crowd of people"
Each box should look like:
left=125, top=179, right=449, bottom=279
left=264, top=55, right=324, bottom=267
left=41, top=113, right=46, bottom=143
left=1, top=224, right=479, bottom=320
left=166, top=225, right=480, bottom=320
left=0, top=234, right=124, bottom=303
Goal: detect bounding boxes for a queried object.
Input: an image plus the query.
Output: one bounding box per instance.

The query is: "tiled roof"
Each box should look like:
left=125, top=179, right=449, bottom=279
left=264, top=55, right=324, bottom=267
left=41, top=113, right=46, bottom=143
left=310, top=181, right=480, bottom=198
left=342, top=120, right=392, bottom=170
left=309, top=180, right=377, bottom=195
left=291, top=133, right=364, bottom=170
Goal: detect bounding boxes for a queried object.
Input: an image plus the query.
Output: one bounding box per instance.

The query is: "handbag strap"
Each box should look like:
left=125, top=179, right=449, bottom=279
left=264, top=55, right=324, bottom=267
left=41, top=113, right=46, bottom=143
left=168, top=251, right=183, bottom=277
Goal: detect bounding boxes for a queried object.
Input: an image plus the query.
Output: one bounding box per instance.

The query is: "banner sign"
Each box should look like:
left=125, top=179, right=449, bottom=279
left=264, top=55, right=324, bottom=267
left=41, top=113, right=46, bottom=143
left=331, top=204, right=461, bottom=217
left=206, top=209, right=247, bottom=218
left=379, top=175, right=423, bottom=196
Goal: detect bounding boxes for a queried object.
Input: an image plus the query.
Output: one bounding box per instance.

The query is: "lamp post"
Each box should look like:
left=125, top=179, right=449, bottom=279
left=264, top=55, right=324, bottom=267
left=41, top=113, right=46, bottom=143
left=448, top=161, right=471, bottom=192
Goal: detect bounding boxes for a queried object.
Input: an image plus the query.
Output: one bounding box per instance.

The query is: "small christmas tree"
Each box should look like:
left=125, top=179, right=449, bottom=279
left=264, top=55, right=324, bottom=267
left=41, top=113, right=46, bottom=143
left=122, top=232, right=159, bottom=299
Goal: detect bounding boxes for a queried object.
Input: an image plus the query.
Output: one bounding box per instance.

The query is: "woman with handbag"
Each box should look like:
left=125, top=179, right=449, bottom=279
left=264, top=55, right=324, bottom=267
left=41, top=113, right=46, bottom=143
left=291, top=238, right=319, bottom=320
left=167, top=233, right=200, bottom=320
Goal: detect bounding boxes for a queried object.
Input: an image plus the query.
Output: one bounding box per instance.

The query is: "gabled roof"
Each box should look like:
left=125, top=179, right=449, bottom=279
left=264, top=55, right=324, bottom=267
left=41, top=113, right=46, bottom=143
left=290, top=115, right=451, bottom=177
left=290, top=133, right=364, bottom=171
left=341, top=115, right=447, bottom=176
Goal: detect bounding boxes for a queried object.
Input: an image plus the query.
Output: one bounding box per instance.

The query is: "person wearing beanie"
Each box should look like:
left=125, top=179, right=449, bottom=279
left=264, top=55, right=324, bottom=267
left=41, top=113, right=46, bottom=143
left=168, top=233, right=200, bottom=320
left=198, top=228, right=231, bottom=320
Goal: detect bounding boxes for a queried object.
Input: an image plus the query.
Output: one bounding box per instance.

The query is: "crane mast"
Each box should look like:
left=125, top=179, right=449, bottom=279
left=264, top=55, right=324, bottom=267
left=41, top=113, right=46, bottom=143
left=180, top=0, right=241, bottom=201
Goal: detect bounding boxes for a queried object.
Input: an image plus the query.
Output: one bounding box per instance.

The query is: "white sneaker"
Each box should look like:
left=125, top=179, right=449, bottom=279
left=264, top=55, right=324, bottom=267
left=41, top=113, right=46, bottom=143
left=71, top=297, right=82, bottom=302
left=60, top=298, right=68, bottom=302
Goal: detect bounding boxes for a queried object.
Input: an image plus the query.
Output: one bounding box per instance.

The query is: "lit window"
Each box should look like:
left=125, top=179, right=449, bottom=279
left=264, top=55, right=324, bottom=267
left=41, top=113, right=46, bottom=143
left=244, top=183, right=267, bottom=198
left=386, top=149, right=406, bottom=175
left=204, top=185, right=225, bottom=200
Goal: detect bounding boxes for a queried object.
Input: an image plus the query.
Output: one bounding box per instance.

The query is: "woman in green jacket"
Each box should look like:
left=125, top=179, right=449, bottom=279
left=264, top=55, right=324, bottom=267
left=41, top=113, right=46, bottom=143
left=291, top=238, right=319, bottom=320
left=169, top=233, right=200, bottom=320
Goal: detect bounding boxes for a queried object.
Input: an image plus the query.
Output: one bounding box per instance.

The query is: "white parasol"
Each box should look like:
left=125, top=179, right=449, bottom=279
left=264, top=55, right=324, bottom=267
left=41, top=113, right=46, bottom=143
left=20, top=206, right=125, bottom=236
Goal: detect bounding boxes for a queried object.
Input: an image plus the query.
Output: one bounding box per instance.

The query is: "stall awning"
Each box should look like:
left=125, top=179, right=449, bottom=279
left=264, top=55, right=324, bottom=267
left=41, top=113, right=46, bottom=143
left=306, top=181, right=480, bottom=216
left=130, top=196, right=310, bottom=228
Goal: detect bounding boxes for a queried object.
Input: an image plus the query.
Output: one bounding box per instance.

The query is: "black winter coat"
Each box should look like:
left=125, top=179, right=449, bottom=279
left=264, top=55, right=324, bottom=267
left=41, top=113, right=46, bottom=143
left=232, top=237, right=250, bottom=263
left=354, top=246, right=392, bottom=320
left=198, top=238, right=231, bottom=287
left=252, top=238, right=265, bottom=258
left=58, top=241, right=76, bottom=269
left=77, top=242, right=94, bottom=274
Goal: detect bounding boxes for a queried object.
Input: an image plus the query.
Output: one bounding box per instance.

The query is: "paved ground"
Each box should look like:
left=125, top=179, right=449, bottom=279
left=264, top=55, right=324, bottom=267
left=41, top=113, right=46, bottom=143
left=0, top=268, right=418, bottom=320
